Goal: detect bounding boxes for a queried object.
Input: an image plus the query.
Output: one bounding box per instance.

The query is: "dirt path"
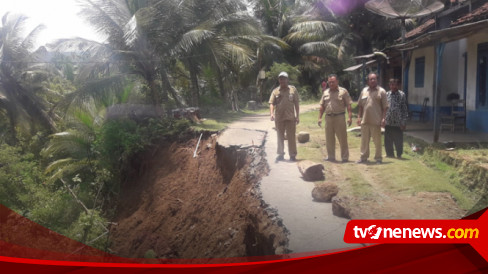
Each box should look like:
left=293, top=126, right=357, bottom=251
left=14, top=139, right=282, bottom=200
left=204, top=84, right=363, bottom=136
left=221, top=104, right=360, bottom=254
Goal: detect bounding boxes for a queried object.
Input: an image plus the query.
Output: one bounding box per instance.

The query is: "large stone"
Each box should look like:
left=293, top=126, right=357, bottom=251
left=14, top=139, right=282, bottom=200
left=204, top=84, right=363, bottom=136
left=297, top=160, right=324, bottom=181
left=171, top=107, right=202, bottom=123
left=332, top=196, right=352, bottom=219
left=247, top=100, right=257, bottom=110
left=106, top=104, right=162, bottom=121
left=297, top=131, right=310, bottom=143
left=312, top=182, right=339, bottom=202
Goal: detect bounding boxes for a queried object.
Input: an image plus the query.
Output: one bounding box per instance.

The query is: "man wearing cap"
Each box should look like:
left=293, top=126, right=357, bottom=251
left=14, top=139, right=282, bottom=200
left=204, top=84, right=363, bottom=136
left=269, top=71, right=300, bottom=161
left=317, top=74, right=353, bottom=162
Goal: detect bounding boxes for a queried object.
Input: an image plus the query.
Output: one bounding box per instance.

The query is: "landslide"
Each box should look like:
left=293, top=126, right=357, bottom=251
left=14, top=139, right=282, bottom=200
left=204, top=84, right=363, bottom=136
left=108, top=132, right=288, bottom=259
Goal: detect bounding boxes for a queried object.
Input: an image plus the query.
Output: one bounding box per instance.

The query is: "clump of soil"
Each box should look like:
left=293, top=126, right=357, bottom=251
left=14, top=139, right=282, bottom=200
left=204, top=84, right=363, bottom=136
left=108, top=134, right=288, bottom=259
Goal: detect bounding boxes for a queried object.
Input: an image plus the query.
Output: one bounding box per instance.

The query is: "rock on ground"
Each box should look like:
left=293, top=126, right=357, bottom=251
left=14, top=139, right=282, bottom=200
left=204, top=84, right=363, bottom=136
left=332, top=196, right=352, bottom=219
left=297, top=132, right=310, bottom=143
left=297, top=160, right=325, bottom=181
left=312, top=182, right=339, bottom=202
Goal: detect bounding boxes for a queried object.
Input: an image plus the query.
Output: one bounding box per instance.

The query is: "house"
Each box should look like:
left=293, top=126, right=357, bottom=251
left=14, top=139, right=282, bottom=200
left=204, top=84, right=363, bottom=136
left=391, top=0, right=488, bottom=134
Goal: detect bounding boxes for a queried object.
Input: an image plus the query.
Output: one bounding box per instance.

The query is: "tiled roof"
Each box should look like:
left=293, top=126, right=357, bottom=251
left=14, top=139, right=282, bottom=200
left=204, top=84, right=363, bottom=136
left=404, top=19, right=436, bottom=39
left=402, top=1, right=488, bottom=40
left=452, top=2, right=488, bottom=26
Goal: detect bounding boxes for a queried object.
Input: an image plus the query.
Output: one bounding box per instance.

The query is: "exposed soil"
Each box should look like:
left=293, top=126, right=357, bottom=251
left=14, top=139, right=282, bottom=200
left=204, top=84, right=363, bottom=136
left=108, top=133, right=288, bottom=259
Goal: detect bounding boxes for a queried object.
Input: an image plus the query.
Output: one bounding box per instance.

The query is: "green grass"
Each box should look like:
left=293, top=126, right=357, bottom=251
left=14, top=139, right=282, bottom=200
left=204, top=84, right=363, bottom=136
left=450, top=147, right=488, bottom=164
left=193, top=104, right=482, bottom=211
left=296, top=110, right=480, bottom=211
left=345, top=169, right=376, bottom=199
left=191, top=110, right=247, bottom=131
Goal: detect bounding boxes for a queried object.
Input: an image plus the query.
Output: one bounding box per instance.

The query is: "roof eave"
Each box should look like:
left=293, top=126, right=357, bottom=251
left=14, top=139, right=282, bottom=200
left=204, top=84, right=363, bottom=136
left=392, top=19, right=488, bottom=51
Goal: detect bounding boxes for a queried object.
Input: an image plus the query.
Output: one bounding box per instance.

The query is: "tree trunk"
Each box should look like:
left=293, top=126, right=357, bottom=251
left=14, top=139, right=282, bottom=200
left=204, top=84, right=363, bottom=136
left=160, top=63, right=183, bottom=107
left=188, top=60, right=200, bottom=107
left=148, top=77, right=164, bottom=117
left=230, top=89, right=239, bottom=112
left=215, top=66, right=226, bottom=99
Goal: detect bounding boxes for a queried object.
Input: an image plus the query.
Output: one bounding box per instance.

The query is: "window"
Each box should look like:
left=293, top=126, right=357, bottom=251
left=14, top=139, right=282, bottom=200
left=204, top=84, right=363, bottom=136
left=415, top=57, right=425, bottom=88
left=477, top=43, right=488, bottom=108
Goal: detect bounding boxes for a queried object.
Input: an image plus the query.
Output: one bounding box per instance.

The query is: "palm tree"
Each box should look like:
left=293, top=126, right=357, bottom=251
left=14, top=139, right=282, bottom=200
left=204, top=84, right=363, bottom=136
left=41, top=99, right=106, bottom=182
left=72, top=0, right=182, bottom=108
left=252, top=0, right=296, bottom=37
left=0, top=13, right=58, bottom=139
left=286, top=1, right=407, bottom=60
left=135, top=0, right=259, bottom=107
left=173, top=13, right=276, bottom=106
left=285, top=13, right=358, bottom=62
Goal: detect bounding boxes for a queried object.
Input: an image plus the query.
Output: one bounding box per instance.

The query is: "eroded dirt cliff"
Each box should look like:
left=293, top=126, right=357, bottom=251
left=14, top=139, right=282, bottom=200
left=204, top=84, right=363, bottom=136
left=108, top=133, right=288, bottom=259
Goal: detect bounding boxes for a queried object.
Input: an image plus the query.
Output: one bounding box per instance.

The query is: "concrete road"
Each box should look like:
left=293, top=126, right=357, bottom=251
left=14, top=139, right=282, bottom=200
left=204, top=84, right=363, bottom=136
left=217, top=105, right=358, bottom=254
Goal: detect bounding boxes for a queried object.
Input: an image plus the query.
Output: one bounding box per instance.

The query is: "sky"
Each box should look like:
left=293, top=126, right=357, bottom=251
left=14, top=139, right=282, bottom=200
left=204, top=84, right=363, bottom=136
left=0, top=0, right=103, bottom=46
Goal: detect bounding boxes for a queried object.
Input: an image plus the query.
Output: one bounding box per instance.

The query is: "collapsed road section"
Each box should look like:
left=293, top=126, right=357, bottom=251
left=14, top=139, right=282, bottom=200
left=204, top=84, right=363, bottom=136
left=108, top=130, right=288, bottom=259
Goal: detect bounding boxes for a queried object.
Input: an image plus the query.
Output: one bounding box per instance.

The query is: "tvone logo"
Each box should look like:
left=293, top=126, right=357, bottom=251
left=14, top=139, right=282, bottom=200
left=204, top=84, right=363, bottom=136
left=366, top=225, right=382, bottom=240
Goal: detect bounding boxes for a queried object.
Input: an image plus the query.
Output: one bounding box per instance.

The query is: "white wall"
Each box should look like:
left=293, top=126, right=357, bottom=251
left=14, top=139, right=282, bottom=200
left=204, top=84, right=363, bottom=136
left=466, top=32, right=488, bottom=111
left=458, top=39, right=468, bottom=98
left=408, top=31, right=488, bottom=112
left=408, top=47, right=435, bottom=106
left=439, top=41, right=464, bottom=106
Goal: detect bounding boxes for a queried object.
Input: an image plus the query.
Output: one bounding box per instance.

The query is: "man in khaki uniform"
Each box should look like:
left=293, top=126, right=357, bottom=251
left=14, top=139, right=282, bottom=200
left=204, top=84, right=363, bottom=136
left=357, top=72, right=389, bottom=164
left=269, top=71, right=300, bottom=161
left=317, top=74, right=353, bottom=162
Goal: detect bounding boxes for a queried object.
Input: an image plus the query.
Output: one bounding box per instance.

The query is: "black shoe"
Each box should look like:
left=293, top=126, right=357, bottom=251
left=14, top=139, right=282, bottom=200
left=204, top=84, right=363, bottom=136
left=356, top=159, right=366, bottom=164
left=276, top=155, right=284, bottom=161
left=341, top=159, right=349, bottom=163
left=323, top=157, right=336, bottom=162
left=376, top=160, right=382, bottom=164
left=290, top=156, right=296, bottom=161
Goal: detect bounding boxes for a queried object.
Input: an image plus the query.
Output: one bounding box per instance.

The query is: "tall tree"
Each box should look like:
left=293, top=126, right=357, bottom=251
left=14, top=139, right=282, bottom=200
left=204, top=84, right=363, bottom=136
left=73, top=0, right=182, bottom=108
left=172, top=12, right=285, bottom=106
left=0, top=13, right=58, bottom=138
left=286, top=0, right=406, bottom=59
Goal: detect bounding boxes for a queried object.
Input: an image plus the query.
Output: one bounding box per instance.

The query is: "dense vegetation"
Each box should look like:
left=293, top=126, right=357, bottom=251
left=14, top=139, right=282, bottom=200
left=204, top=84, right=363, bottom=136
left=0, top=0, right=407, bottom=250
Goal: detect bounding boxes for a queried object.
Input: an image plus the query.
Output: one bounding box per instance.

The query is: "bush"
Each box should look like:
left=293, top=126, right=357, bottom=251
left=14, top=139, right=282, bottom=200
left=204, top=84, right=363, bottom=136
left=96, top=118, right=191, bottom=172
left=66, top=209, right=109, bottom=250
left=96, top=120, right=143, bottom=171
left=266, top=63, right=300, bottom=86
left=300, top=85, right=318, bottom=101
left=263, top=63, right=301, bottom=101
left=0, top=144, right=44, bottom=212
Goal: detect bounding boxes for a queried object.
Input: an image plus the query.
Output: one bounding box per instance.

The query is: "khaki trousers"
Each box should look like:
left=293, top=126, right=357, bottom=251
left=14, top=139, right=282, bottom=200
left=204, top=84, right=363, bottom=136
left=360, top=123, right=382, bottom=161
left=275, top=119, right=297, bottom=157
left=325, top=114, right=349, bottom=161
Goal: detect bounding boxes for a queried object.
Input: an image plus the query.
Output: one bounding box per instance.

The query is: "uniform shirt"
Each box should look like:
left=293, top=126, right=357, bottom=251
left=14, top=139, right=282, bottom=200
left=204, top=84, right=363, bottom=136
left=358, top=86, right=388, bottom=126
left=319, top=86, right=352, bottom=114
left=386, top=90, right=408, bottom=127
left=269, top=85, right=299, bottom=121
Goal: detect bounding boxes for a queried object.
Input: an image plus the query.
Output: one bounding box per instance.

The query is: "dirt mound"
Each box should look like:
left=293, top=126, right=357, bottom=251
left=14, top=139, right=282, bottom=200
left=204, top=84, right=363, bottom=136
left=108, top=134, right=288, bottom=259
